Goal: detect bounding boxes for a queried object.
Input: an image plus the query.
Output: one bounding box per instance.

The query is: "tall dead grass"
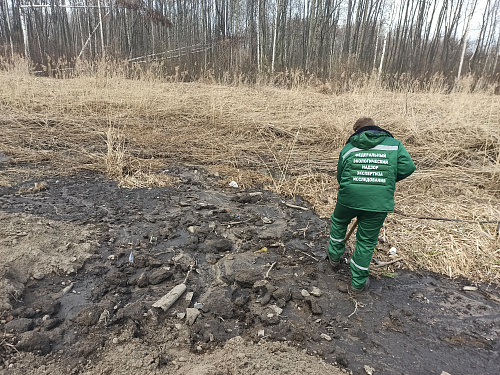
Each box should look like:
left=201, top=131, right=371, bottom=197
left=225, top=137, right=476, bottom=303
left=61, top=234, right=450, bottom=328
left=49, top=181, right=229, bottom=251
left=0, top=63, right=499, bottom=284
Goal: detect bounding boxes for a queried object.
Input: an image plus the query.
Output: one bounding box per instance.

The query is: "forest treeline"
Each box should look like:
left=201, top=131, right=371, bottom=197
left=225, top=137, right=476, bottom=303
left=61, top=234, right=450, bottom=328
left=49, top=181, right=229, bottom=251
left=0, top=0, right=499, bottom=90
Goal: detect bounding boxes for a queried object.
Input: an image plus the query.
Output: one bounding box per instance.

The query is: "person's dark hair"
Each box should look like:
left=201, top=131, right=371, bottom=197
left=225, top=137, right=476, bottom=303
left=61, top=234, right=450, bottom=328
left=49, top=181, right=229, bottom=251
left=353, top=117, right=375, bottom=132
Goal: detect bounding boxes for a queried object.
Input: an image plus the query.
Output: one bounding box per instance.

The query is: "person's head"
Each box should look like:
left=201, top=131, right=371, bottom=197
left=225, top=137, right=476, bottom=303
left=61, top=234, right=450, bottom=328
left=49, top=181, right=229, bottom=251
left=353, top=117, right=375, bottom=132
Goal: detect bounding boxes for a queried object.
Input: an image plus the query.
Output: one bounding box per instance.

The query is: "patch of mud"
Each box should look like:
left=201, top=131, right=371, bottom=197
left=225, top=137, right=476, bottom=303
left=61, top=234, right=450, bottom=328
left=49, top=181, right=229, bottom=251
left=0, top=166, right=499, bottom=375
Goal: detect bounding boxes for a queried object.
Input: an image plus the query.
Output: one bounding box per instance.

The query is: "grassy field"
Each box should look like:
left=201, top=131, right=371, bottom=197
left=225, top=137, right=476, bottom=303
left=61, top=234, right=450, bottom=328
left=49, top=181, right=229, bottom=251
left=1, top=65, right=499, bottom=284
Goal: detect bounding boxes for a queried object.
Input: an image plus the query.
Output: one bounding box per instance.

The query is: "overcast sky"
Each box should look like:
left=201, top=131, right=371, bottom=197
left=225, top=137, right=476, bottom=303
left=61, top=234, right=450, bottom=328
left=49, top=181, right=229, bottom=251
left=389, top=0, right=497, bottom=40
left=469, top=0, right=488, bottom=34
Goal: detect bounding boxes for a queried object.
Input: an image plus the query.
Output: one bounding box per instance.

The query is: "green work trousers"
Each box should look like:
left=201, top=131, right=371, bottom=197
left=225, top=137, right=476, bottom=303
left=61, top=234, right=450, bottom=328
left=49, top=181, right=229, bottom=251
left=328, top=203, right=387, bottom=289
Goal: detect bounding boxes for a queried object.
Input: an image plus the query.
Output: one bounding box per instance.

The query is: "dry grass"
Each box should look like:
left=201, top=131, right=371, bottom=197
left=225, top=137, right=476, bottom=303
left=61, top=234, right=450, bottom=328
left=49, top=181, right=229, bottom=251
left=0, top=65, right=499, bottom=284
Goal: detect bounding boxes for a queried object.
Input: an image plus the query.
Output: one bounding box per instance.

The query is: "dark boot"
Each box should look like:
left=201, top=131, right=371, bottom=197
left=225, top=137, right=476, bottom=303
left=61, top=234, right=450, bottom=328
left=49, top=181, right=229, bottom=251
left=351, top=278, right=370, bottom=294
left=328, top=255, right=340, bottom=271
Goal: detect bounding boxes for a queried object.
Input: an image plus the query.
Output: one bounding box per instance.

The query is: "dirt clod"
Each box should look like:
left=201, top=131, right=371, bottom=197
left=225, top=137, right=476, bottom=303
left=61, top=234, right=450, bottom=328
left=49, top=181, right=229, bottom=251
left=4, top=318, right=34, bottom=334
left=15, top=332, right=52, bottom=355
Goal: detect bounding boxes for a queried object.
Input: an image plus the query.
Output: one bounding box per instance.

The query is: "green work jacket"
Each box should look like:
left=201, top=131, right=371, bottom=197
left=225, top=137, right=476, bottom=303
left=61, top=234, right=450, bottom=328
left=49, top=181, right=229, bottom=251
left=336, top=127, right=415, bottom=212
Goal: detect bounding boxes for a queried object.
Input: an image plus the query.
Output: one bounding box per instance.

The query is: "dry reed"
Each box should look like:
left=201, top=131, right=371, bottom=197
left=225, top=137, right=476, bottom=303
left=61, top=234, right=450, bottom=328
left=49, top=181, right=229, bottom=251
left=0, top=63, right=499, bottom=284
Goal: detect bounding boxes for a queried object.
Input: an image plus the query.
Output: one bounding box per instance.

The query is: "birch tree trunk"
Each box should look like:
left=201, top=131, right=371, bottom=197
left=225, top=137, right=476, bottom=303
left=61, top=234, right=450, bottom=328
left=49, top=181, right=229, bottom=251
left=97, top=0, right=104, bottom=57
left=2, top=0, right=14, bottom=58
left=19, top=7, right=29, bottom=62
left=457, top=0, right=478, bottom=84
left=377, top=25, right=388, bottom=81
left=256, top=0, right=261, bottom=72
left=271, top=0, right=279, bottom=73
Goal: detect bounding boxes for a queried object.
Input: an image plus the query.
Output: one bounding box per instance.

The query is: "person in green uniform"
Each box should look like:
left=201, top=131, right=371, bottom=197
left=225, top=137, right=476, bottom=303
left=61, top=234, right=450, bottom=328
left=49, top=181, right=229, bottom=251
left=328, top=117, right=415, bottom=293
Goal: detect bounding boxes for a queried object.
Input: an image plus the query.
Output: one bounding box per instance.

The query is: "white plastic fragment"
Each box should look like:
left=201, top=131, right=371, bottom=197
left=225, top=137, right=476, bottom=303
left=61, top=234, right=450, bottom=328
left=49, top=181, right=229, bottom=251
left=364, top=365, right=375, bottom=374
left=463, top=286, right=478, bottom=291
left=62, top=283, right=74, bottom=294
left=270, top=305, right=283, bottom=315
left=310, top=286, right=322, bottom=297
left=320, top=333, right=332, bottom=341
left=229, top=181, right=239, bottom=188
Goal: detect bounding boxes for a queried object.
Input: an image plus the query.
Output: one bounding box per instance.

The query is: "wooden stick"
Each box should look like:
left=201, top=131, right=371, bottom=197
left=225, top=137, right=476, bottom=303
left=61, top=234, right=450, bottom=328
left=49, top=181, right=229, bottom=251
left=221, top=219, right=252, bottom=226
left=248, top=192, right=263, bottom=196
left=347, top=298, right=359, bottom=318
left=344, top=219, right=359, bottom=241
left=372, top=258, right=403, bottom=268
left=284, top=203, right=308, bottom=211
left=295, top=249, right=319, bottom=261
left=265, top=262, right=277, bottom=279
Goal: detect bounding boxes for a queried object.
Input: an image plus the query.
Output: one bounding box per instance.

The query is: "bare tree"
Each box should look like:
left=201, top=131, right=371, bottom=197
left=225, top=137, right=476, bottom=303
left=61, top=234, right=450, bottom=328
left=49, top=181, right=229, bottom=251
left=1, top=0, right=498, bottom=87
left=457, top=0, right=478, bottom=84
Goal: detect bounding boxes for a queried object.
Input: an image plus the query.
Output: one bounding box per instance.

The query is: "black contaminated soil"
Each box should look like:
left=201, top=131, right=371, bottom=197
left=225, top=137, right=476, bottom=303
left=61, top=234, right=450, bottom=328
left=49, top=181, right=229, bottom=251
left=1, top=165, right=499, bottom=375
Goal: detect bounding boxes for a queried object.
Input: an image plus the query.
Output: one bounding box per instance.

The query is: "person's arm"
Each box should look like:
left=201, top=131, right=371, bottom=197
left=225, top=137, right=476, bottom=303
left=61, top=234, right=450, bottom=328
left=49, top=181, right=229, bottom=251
left=396, top=143, right=415, bottom=182
left=336, top=149, right=345, bottom=184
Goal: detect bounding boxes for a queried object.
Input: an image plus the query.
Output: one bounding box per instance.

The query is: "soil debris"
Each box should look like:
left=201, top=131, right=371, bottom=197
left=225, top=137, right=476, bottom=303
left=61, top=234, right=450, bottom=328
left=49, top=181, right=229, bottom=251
left=0, top=166, right=499, bottom=375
